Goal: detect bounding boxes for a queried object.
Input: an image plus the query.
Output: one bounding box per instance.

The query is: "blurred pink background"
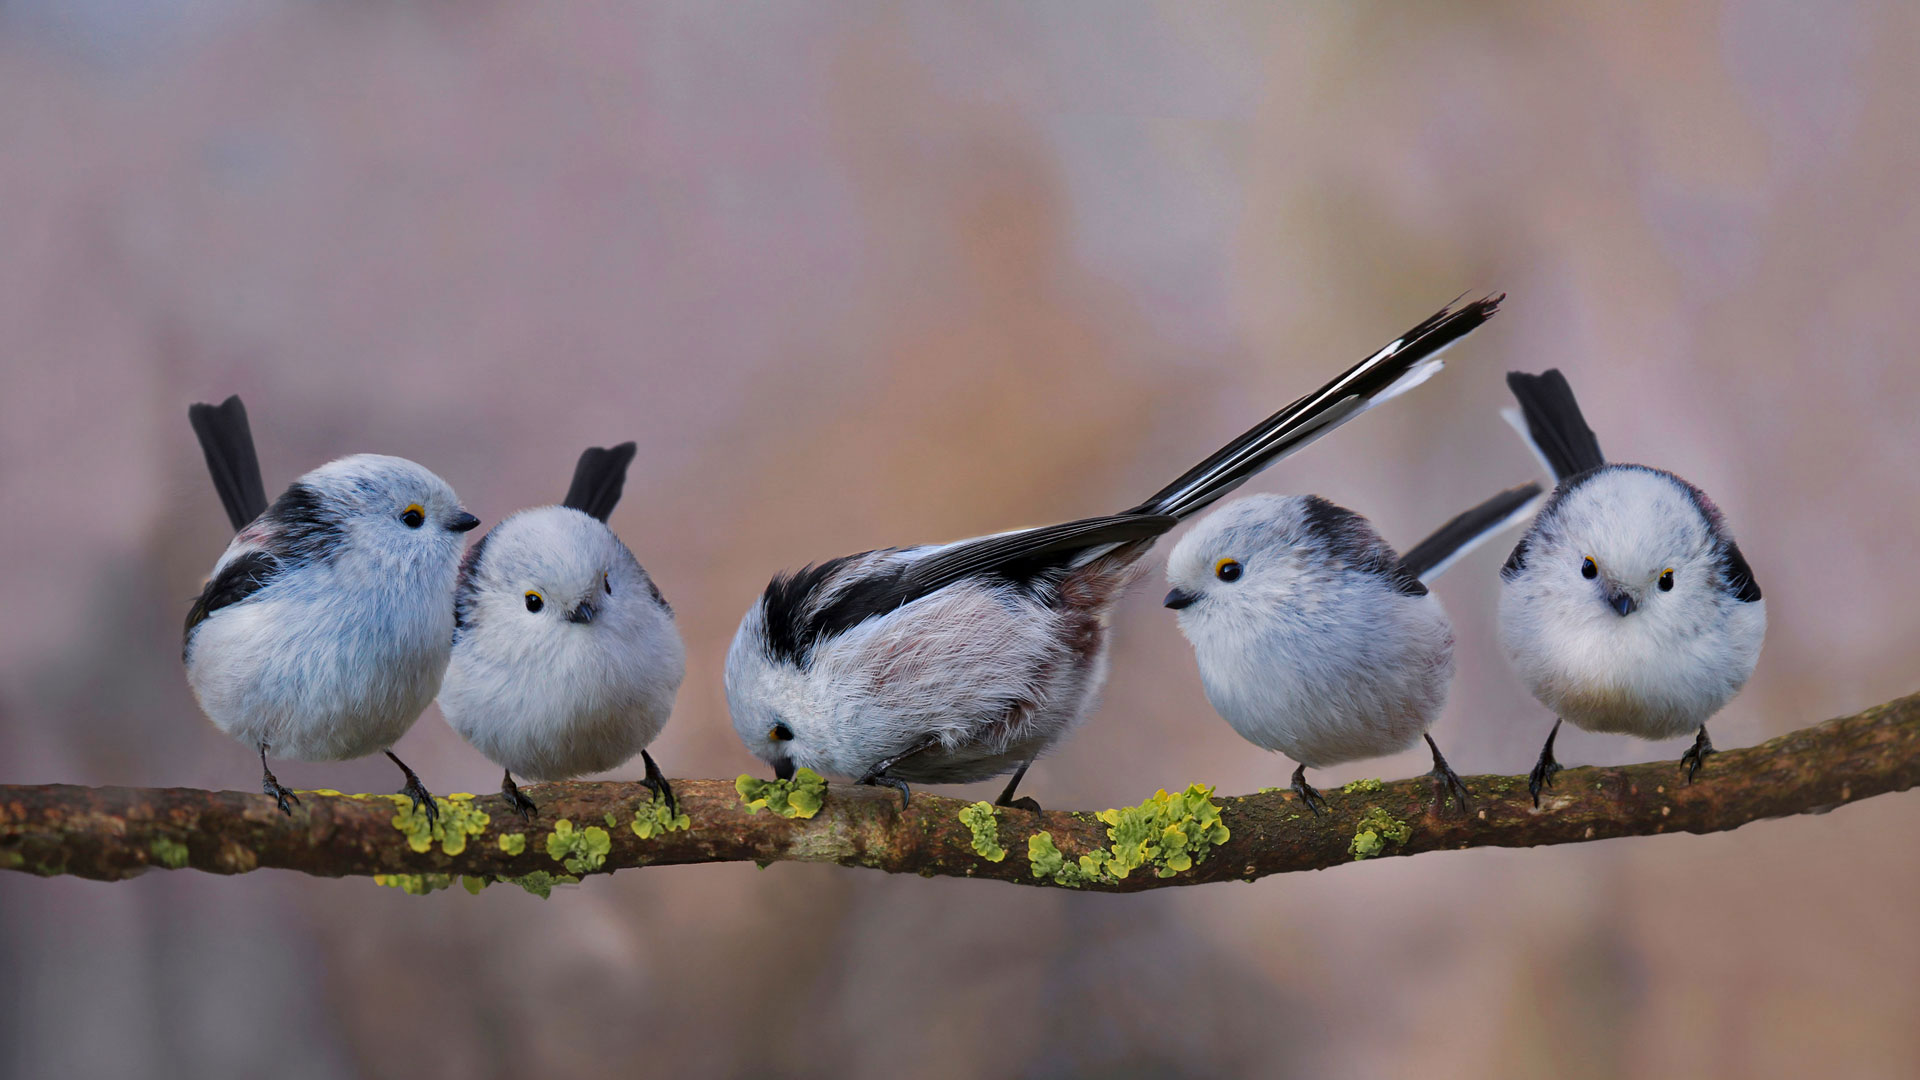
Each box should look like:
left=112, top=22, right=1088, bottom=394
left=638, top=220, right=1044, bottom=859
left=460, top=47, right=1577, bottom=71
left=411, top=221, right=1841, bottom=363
left=3, top=3, right=1918, bottom=1077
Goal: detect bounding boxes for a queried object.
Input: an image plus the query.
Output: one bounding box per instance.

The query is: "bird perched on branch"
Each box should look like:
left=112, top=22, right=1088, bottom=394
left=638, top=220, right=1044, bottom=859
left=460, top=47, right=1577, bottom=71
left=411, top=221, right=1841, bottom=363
left=726, top=296, right=1504, bottom=809
left=1164, top=483, right=1541, bottom=813
left=184, top=396, right=480, bottom=822
left=1498, top=369, right=1765, bottom=805
left=438, top=443, right=684, bottom=820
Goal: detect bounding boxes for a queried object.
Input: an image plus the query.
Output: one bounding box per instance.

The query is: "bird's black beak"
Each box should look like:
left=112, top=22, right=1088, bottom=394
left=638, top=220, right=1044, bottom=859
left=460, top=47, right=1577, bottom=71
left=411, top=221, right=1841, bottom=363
left=448, top=512, right=482, bottom=533
left=567, top=601, right=597, bottom=625
left=1607, top=588, right=1637, bottom=617
left=1163, top=588, right=1200, bottom=610
left=772, top=757, right=795, bottom=782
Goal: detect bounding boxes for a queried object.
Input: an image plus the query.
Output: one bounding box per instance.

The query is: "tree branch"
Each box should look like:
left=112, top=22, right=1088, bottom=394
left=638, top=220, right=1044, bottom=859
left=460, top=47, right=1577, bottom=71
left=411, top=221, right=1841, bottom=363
left=4, top=691, right=1917, bottom=892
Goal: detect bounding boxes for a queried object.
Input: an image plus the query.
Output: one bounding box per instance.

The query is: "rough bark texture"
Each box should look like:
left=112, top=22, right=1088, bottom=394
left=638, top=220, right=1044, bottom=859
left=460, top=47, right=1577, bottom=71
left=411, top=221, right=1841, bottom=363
left=3, top=691, right=1916, bottom=891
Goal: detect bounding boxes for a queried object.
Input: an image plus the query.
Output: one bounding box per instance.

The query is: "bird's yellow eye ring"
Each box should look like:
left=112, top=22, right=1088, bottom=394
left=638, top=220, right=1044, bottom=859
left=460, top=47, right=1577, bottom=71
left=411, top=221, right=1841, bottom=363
left=1215, top=558, right=1243, bottom=583
left=524, top=591, right=544, bottom=613
left=1658, top=568, right=1675, bottom=592
left=1581, top=556, right=1598, bottom=580
left=401, top=504, right=425, bottom=529
left=769, top=723, right=794, bottom=742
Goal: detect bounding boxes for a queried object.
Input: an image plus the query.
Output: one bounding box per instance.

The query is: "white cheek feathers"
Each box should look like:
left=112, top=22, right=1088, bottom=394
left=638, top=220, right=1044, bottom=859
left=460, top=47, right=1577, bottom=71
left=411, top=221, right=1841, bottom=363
left=1500, top=371, right=1765, bottom=806
left=185, top=396, right=473, bottom=824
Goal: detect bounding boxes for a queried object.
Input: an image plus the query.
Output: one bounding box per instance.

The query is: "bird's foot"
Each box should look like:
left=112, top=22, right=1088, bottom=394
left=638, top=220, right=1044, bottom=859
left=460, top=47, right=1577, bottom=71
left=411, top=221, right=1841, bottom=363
left=1681, top=726, right=1717, bottom=784
left=640, top=750, right=677, bottom=815
left=1528, top=719, right=1565, bottom=808
left=1291, top=764, right=1328, bottom=816
left=261, top=771, right=300, bottom=816
left=1423, top=734, right=1471, bottom=813
left=500, top=771, right=538, bottom=823
left=993, top=758, right=1040, bottom=812
left=386, top=751, right=438, bottom=828
left=859, top=771, right=912, bottom=810
left=257, top=744, right=298, bottom=816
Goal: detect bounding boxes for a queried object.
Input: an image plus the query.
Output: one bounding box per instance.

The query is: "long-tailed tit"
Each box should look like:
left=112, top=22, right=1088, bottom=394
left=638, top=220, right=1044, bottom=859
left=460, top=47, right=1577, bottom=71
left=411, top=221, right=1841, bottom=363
left=184, top=396, right=480, bottom=821
left=438, top=443, right=685, bottom=820
left=1498, top=370, right=1765, bottom=804
left=726, top=296, right=1504, bottom=808
left=1163, top=483, right=1541, bottom=813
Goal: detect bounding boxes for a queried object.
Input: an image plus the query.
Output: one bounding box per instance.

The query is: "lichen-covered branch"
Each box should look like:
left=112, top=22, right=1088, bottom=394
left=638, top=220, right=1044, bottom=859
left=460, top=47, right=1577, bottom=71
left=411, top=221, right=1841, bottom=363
left=4, top=691, right=1917, bottom=893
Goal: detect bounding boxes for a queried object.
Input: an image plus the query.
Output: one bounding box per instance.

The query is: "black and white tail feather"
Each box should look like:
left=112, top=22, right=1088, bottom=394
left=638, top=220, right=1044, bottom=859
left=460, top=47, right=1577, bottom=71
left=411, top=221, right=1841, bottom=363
left=1400, top=482, right=1544, bottom=583
left=1502, top=369, right=1605, bottom=482
left=726, top=295, right=1503, bottom=807
left=1134, top=296, right=1504, bottom=520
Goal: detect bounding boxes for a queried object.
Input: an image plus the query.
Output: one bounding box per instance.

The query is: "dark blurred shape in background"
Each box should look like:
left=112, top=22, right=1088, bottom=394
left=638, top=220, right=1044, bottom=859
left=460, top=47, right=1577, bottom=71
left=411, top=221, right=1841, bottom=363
left=2, top=3, right=1917, bottom=1077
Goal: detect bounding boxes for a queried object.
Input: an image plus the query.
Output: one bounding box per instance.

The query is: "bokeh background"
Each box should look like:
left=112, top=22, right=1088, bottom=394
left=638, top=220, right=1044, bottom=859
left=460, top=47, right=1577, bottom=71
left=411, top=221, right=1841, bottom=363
left=3, top=2, right=1918, bottom=1077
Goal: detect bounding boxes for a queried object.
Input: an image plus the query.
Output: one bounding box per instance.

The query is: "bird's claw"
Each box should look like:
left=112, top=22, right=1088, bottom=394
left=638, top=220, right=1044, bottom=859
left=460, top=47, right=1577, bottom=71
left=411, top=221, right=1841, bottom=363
left=1681, top=727, right=1717, bottom=784
left=262, top=774, right=300, bottom=816
left=1528, top=719, right=1565, bottom=808
left=640, top=751, right=677, bottom=816
left=500, top=772, right=539, bottom=823
left=1290, top=765, right=1328, bottom=816
left=860, top=772, right=912, bottom=810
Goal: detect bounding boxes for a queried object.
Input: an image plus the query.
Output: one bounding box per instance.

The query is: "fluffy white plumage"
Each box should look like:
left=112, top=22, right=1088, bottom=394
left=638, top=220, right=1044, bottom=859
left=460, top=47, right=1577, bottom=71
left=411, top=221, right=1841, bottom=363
left=1497, top=369, right=1766, bottom=801
left=1500, top=466, right=1765, bottom=740
left=185, top=453, right=475, bottom=763
left=440, top=505, right=684, bottom=783
left=1165, top=495, right=1455, bottom=770
left=725, top=297, right=1505, bottom=806
left=726, top=542, right=1129, bottom=787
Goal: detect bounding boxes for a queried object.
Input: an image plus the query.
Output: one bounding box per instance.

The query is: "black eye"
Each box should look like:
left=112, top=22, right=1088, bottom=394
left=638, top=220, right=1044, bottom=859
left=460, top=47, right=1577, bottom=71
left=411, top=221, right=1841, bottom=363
left=604, top=575, right=613, bottom=596
left=1215, top=558, right=1243, bottom=583
left=1659, top=568, right=1674, bottom=592
left=770, top=723, right=794, bottom=742
left=401, top=505, right=425, bottom=529
left=1581, top=556, right=1598, bottom=580
left=524, top=592, right=544, bottom=613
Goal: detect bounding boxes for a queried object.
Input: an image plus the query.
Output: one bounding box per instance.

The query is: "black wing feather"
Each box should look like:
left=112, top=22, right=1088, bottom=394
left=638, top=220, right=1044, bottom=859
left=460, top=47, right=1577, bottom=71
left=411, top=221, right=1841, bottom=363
left=562, top=442, right=639, bottom=522
left=1298, top=496, right=1427, bottom=597
left=188, top=395, right=270, bottom=532
left=761, top=514, right=1177, bottom=666
left=1506, top=370, right=1606, bottom=481
left=182, top=550, right=281, bottom=658
left=1721, top=539, right=1762, bottom=602
left=1399, top=482, right=1543, bottom=581
left=892, top=514, right=1177, bottom=599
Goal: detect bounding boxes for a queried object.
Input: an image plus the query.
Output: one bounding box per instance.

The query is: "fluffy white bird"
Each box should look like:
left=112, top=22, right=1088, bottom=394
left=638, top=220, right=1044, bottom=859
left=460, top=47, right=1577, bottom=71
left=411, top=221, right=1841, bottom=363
left=1498, top=370, right=1765, bottom=804
left=726, top=297, right=1504, bottom=808
left=1163, top=484, right=1541, bottom=812
left=185, top=396, right=480, bottom=821
left=439, top=443, right=684, bottom=820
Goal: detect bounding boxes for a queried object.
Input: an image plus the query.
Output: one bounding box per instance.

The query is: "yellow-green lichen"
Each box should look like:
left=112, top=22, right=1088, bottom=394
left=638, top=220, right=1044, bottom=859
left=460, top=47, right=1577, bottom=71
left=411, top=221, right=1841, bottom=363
left=498, top=833, right=526, bottom=855
left=497, top=870, right=579, bottom=898
left=1341, top=778, right=1384, bottom=795
left=0, top=850, right=20, bottom=871
left=631, top=793, right=691, bottom=839
left=461, top=876, right=489, bottom=895
left=1349, top=806, right=1413, bottom=860
left=1026, top=785, right=1232, bottom=885
left=387, top=794, right=490, bottom=856
left=149, top=837, right=190, bottom=870
left=735, top=768, right=826, bottom=818
left=958, top=802, right=1006, bottom=862
left=545, top=819, right=611, bottom=874
left=373, top=873, right=455, bottom=895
